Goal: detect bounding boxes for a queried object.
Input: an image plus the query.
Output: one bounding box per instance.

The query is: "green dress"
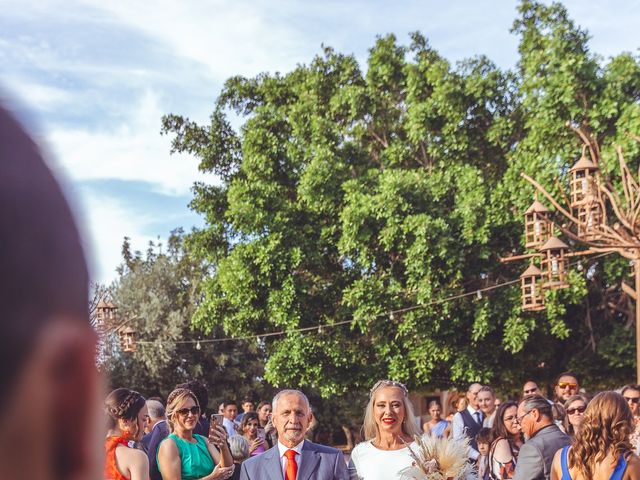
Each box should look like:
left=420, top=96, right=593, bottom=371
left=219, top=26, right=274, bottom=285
left=160, top=433, right=215, bottom=479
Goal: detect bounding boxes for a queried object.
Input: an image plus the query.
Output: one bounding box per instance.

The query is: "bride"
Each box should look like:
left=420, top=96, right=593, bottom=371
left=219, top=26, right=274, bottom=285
left=349, top=380, right=419, bottom=479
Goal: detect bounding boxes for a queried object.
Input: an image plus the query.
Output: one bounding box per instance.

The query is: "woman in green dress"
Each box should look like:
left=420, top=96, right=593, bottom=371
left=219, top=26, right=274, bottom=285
left=158, top=388, right=234, bottom=480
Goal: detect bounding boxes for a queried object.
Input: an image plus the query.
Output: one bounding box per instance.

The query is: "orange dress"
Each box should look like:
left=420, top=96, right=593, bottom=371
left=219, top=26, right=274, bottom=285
left=104, top=436, right=132, bottom=480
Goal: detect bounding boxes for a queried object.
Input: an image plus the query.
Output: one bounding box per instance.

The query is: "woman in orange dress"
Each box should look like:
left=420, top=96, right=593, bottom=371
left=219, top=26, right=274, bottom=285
left=104, top=388, right=150, bottom=480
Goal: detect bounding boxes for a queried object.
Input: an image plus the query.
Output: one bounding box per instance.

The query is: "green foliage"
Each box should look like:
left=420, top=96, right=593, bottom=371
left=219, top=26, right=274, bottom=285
left=103, top=230, right=272, bottom=407
left=160, top=1, right=640, bottom=397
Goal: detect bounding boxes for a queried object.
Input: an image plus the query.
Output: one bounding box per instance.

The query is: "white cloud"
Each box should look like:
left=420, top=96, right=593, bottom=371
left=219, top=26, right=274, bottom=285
left=2, top=76, right=73, bottom=111
left=76, top=0, right=328, bottom=80
left=76, top=189, right=157, bottom=284
left=45, top=89, right=207, bottom=196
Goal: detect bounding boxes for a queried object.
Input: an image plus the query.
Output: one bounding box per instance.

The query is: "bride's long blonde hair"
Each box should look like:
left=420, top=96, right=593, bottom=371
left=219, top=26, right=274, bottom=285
left=568, top=391, right=634, bottom=477
left=362, top=380, right=419, bottom=441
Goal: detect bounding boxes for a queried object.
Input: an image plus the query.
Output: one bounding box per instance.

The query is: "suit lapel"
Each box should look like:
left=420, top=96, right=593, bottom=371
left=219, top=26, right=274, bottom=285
left=297, top=442, right=320, bottom=480
left=263, top=446, right=284, bottom=480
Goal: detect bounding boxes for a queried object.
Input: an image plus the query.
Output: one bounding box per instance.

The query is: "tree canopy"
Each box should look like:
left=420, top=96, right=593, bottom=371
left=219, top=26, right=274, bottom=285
left=103, top=230, right=270, bottom=408
left=160, top=0, right=640, bottom=397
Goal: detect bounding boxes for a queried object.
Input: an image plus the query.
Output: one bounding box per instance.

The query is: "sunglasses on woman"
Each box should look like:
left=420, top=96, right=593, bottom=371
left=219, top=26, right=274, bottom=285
left=177, top=406, right=200, bottom=416
left=624, top=397, right=640, bottom=404
left=566, top=405, right=586, bottom=415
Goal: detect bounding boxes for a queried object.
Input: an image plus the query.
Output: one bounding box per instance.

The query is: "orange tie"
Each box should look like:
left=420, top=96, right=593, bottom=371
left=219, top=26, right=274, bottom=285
left=285, top=449, right=298, bottom=480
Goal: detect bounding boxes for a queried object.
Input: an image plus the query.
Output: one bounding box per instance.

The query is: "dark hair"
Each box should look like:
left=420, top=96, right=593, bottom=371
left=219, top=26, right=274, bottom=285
left=555, top=371, right=580, bottom=386
left=491, top=401, right=520, bottom=441
left=428, top=400, right=442, bottom=409
left=476, top=427, right=493, bottom=445
left=105, top=388, right=146, bottom=429
left=240, top=411, right=259, bottom=431
left=0, top=105, right=89, bottom=408
left=621, top=384, right=640, bottom=396
left=223, top=399, right=238, bottom=408
left=176, top=380, right=209, bottom=413
left=242, top=396, right=254, bottom=404
left=257, top=401, right=270, bottom=410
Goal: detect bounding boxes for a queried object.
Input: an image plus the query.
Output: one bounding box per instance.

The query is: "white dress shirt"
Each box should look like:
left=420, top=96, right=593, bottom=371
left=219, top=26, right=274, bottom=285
left=223, top=417, right=238, bottom=437
left=277, top=439, right=305, bottom=479
left=452, top=405, right=482, bottom=461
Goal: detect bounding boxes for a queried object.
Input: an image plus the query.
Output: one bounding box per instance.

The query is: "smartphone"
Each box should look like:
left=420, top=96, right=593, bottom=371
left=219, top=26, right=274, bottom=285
left=257, top=427, right=266, bottom=440
left=210, top=413, right=224, bottom=428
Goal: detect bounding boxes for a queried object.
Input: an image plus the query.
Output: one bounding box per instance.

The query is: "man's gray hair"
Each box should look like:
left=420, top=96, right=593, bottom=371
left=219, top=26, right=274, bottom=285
left=229, top=435, right=249, bottom=461
left=146, top=399, right=166, bottom=419
left=521, top=394, right=552, bottom=418
left=272, top=389, right=310, bottom=414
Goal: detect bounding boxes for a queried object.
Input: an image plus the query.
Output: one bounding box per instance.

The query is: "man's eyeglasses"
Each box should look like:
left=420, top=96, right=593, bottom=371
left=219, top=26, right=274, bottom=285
left=566, top=405, right=586, bottom=415
left=516, top=411, right=532, bottom=424
left=557, top=382, right=578, bottom=390
left=176, top=406, right=200, bottom=417
left=624, top=396, right=640, bottom=405
left=523, top=387, right=538, bottom=395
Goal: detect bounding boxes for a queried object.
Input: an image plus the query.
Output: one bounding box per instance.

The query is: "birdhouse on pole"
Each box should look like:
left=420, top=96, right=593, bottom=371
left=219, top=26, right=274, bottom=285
left=539, top=236, right=569, bottom=289
left=570, top=155, right=599, bottom=207
left=520, top=263, right=545, bottom=311
left=524, top=199, right=552, bottom=249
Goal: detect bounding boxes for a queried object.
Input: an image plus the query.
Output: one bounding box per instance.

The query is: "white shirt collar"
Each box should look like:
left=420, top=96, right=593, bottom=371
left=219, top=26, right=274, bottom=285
left=278, top=439, right=305, bottom=457
left=467, top=405, right=481, bottom=415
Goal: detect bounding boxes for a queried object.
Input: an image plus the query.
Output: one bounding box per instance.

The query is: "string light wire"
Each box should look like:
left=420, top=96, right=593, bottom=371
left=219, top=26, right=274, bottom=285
left=131, top=252, right=614, bottom=347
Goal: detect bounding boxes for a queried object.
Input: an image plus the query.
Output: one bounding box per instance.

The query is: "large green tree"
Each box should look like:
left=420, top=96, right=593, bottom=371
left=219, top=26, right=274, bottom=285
left=162, top=0, right=640, bottom=397
left=103, top=230, right=271, bottom=407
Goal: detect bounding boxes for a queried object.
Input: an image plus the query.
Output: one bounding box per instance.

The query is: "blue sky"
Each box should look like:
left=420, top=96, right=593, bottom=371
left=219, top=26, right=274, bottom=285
left=2, top=0, right=639, bottom=284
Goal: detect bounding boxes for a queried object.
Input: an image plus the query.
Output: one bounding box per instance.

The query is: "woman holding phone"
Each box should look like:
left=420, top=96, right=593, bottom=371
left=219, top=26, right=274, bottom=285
left=240, top=412, right=266, bottom=456
left=158, top=388, right=234, bottom=480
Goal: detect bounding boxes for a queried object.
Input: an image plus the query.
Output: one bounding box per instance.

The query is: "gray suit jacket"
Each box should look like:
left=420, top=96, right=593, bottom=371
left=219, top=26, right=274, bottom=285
left=239, top=441, right=350, bottom=480
left=513, top=424, right=570, bottom=480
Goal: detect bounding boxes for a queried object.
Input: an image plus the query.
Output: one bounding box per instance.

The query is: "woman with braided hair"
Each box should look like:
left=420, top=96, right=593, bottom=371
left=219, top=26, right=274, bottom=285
left=105, top=388, right=150, bottom=480
left=551, top=391, right=640, bottom=479
left=158, top=388, right=234, bottom=479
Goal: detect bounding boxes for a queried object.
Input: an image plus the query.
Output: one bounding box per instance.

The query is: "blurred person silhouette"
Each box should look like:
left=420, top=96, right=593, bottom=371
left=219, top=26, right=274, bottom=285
left=0, top=104, right=101, bottom=479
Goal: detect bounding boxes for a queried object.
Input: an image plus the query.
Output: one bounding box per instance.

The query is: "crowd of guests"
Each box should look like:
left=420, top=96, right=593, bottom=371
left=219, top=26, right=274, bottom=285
left=420, top=373, right=640, bottom=480
left=102, top=373, right=640, bottom=480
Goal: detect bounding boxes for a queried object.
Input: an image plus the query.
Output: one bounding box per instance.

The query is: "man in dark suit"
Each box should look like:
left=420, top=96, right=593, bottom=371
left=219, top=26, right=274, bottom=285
left=513, top=394, right=570, bottom=480
left=239, top=389, right=349, bottom=480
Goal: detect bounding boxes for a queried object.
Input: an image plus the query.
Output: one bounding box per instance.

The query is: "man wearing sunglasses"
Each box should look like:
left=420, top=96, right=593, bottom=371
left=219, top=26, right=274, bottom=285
left=513, top=395, right=570, bottom=480
left=553, top=372, right=580, bottom=403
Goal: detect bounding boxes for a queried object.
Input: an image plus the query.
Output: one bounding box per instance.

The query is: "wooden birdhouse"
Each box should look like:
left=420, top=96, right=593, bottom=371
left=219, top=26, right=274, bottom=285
left=539, top=236, right=569, bottom=289
left=569, top=155, right=599, bottom=207
left=576, top=202, right=603, bottom=241
left=524, top=199, right=552, bottom=249
left=119, top=326, right=137, bottom=353
left=95, top=299, right=117, bottom=329
left=520, top=263, right=545, bottom=311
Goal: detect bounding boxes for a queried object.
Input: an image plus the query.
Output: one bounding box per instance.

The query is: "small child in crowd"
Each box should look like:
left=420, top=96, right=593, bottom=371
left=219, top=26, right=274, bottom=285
left=476, top=427, right=493, bottom=480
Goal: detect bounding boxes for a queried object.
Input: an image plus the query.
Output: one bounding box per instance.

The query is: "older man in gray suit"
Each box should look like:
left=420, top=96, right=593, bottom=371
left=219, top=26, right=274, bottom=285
left=513, top=394, right=570, bottom=480
left=239, top=389, right=349, bottom=480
